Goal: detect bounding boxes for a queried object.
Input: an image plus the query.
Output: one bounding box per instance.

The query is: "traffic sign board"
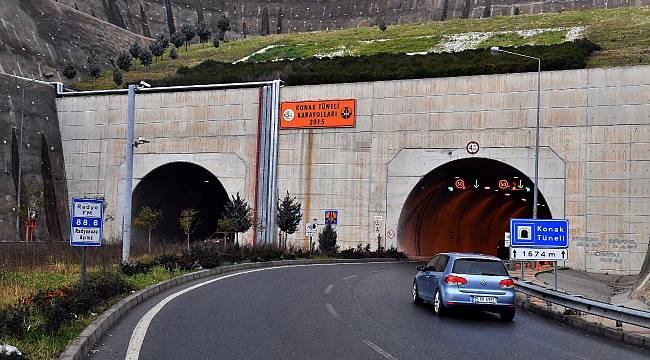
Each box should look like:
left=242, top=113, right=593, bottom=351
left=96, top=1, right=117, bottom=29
left=324, top=210, right=338, bottom=225
left=510, top=218, right=568, bottom=248
left=70, top=198, right=103, bottom=247
left=306, top=223, right=317, bottom=236
left=466, top=141, right=479, bottom=154
left=510, top=247, right=568, bottom=261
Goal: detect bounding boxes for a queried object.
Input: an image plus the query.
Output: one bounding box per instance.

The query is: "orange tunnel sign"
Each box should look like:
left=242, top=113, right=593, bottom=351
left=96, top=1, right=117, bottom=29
left=280, top=99, right=356, bottom=129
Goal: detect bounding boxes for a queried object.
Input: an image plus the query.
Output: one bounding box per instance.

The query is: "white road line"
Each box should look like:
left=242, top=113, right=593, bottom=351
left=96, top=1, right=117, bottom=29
left=342, top=274, right=359, bottom=280
left=125, top=262, right=399, bottom=360
left=362, top=339, right=399, bottom=360
left=325, top=303, right=340, bottom=319
left=370, top=270, right=386, bottom=273
left=324, top=284, right=334, bottom=294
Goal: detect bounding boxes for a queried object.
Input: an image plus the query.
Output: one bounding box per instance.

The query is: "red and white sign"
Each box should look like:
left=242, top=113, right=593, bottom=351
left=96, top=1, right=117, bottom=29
left=466, top=141, right=480, bottom=155
left=387, top=230, right=396, bottom=239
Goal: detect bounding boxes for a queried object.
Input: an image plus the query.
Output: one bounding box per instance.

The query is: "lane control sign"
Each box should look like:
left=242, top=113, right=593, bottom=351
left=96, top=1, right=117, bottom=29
left=70, top=198, right=103, bottom=247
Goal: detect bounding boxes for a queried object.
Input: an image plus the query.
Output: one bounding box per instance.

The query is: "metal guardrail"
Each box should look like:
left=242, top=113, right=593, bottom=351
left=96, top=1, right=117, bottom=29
left=515, top=280, right=650, bottom=328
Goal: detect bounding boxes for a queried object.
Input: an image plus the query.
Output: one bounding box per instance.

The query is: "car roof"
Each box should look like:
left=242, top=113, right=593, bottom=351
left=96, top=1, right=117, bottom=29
left=438, top=252, right=502, bottom=261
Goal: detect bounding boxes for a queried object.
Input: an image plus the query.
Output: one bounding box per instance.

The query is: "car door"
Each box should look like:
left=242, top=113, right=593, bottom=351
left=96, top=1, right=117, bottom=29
left=429, top=255, right=448, bottom=294
left=418, top=256, right=438, bottom=300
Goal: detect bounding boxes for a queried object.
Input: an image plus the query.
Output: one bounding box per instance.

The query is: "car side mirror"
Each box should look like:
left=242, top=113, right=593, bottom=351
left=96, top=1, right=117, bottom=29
left=416, top=265, right=425, bottom=271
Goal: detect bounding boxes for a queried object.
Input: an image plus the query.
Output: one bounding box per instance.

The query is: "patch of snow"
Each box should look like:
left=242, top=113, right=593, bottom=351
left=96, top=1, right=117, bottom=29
left=406, top=51, right=429, bottom=56
left=438, top=32, right=493, bottom=53
left=315, top=45, right=354, bottom=58
left=359, top=38, right=390, bottom=44
left=233, top=45, right=281, bottom=64
left=566, top=26, right=586, bottom=41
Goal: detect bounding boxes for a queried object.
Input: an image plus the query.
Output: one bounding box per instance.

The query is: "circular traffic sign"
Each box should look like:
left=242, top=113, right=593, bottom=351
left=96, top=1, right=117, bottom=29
left=387, top=230, right=396, bottom=239
left=466, top=141, right=480, bottom=155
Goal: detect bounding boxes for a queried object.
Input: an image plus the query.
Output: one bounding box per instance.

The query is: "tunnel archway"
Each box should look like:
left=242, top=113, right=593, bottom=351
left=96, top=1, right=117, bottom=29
left=397, top=158, right=552, bottom=258
left=131, top=162, right=229, bottom=243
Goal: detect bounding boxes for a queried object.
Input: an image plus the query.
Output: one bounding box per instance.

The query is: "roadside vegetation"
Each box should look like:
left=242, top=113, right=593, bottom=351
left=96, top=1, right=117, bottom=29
left=71, top=7, right=650, bottom=90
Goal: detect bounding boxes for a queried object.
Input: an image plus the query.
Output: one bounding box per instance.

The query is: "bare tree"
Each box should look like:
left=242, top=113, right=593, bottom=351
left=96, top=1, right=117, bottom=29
left=133, top=206, right=162, bottom=253
left=179, top=208, right=199, bottom=251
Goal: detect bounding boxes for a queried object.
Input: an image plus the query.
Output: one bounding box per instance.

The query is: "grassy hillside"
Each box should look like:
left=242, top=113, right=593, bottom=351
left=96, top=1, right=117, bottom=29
left=74, top=7, right=650, bottom=90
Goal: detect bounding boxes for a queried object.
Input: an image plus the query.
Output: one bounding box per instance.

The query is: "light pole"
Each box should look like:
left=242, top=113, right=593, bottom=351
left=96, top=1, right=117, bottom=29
left=491, top=47, right=541, bottom=280
left=16, top=73, right=54, bottom=242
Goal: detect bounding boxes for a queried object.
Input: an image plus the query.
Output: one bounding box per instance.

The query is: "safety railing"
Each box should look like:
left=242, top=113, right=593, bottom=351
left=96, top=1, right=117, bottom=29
left=515, top=280, right=650, bottom=329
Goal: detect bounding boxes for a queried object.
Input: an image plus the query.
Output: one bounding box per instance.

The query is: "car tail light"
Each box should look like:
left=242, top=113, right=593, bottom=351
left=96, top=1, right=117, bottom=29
left=499, top=279, right=515, bottom=288
left=444, top=275, right=467, bottom=285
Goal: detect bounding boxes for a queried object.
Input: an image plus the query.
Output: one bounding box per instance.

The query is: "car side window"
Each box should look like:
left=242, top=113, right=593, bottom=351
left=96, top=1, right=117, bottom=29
left=435, top=255, right=449, bottom=272
left=426, top=255, right=438, bottom=271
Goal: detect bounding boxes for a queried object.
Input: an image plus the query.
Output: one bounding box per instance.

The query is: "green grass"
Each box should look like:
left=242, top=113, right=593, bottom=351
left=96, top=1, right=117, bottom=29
left=74, top=7, right=650, bottom=90
left=0, top=269, right=79, bottom=307
left=0, top=266, right=190, bottom=360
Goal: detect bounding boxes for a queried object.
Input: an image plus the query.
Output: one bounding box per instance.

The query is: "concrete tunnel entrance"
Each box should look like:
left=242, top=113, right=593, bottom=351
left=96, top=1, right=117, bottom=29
left=131, top=162, right=229, bottom=243
left=398, top=158, right=552, bottom=258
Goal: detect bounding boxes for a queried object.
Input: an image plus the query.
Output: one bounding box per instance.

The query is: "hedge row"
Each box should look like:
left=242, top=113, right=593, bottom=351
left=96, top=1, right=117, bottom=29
left=152, top=40, right=600, bottom=87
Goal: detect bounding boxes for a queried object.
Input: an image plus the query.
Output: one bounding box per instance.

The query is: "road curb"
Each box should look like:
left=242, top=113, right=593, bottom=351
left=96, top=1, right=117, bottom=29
left=58, top=257, right=399, bottom=360
left=517, top=297, right=650, bottom=351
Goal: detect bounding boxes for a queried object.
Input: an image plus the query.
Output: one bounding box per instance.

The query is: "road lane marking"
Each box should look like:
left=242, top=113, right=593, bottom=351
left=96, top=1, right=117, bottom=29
left=325, top=303, right=340, bottom=319
left=362, top=339, right=399, bottom=360
left=370, top=270, right=386, bottom=273
left=125, top=262, right=400, bottom=360
left=324, top=284, right=334, bottom=294
left=342, top=274, right=359, bottom=280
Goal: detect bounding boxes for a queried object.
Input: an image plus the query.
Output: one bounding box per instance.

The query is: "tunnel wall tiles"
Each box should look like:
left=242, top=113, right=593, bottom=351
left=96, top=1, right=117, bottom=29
left=56, top=66, right=650, bottom=274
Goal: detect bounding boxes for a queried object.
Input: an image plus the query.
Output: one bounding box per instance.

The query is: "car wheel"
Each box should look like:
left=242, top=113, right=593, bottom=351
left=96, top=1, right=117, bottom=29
left=411, top=282, right=421, bottom=304
left=433, top=289, right=446, bottom=316
left=500, top=310, right=515, bottom=322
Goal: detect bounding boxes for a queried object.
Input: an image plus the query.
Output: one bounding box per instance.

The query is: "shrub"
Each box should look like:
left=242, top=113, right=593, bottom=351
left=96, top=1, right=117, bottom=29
left=113, top=68, right=123, bottom=86
left=318, top=224, right=338, bottom=253
left=0, top=272, right=131, bottom=338
left=62, top=62, right=77, bottom=80
left=116, top=51, right=132, bottom=71
left=211, top=32, right=220, bottom=48
left=153, top=40, right=600, bottom=87
left=169, top=44, right=178, bottom=59
left=129, top=42, right=141, bottom=59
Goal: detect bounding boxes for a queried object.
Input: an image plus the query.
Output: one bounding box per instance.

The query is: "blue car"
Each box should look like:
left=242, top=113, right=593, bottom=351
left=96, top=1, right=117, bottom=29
left=412, top=252, right=516, bottom=321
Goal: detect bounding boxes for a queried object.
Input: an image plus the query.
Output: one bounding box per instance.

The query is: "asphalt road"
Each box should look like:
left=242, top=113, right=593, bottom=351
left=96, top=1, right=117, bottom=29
left=89, top=262, right=648, bottom=360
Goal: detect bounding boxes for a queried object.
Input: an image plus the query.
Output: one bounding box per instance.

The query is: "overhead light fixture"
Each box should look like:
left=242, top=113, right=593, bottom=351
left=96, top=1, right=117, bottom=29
left=505, top=193, right=511, bottom=196
left=522, top=198, right=527, bottom=201
left=204, top=180, right=210, bottom=183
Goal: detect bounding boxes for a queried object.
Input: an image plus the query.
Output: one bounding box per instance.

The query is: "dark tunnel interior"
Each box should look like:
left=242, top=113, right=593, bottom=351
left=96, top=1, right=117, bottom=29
left=398, top=158, right=552, bottom=258
left=131, top=162, right=229, bottom=243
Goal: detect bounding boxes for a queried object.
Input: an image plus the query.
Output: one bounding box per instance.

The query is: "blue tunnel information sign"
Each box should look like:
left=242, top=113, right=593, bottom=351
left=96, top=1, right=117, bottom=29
left=510, top=218, right=569, bottom=248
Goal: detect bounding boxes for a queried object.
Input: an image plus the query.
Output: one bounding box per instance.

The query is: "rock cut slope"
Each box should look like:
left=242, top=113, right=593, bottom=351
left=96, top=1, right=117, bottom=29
left=0, top=0, right=149, bottom=81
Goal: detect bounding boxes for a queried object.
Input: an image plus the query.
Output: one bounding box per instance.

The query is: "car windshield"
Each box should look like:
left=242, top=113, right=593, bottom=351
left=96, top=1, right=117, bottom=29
left=452, top=259, right=508, bottom=276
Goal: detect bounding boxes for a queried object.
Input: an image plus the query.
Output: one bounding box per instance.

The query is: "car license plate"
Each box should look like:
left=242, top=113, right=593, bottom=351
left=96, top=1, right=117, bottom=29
left=473, top=296, right=496, bottom=304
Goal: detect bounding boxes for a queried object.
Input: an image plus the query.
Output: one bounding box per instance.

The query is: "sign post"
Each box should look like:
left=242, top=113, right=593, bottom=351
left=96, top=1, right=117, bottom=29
left=70, top=198, right=104, bottom=287
left=374, top=215, right=383, bottom=250
left=306, top=222, right=317, bottom=252
left=510, top=218, right=568, bottom=289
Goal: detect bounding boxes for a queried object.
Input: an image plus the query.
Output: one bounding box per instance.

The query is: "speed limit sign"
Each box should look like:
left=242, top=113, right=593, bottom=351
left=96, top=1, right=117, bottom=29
left=466, top=141, right=480, bottom=155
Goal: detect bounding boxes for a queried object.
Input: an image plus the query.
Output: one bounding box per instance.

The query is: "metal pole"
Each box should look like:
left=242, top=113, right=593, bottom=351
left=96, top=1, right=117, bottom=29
left=533, top=59, right=541, bottom=221
left=122, top=85, right=136, bottom=264
left=553, top=261, right=558, bottom=290
left=16, top=85, right=26, bottom=242
left=81, top=247, right=88, bottom=288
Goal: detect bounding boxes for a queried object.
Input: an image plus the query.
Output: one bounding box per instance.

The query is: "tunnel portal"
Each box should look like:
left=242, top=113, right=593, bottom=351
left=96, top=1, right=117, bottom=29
left=398, top=158, right=552, bottom=258
left=131, top=162, right=229, bottom=243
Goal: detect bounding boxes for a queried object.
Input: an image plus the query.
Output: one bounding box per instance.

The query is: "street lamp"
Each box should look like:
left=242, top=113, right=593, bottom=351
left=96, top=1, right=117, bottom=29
left=490, top=46, right=541, bottom=220
left=16, top=72, right=54, bottom=242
